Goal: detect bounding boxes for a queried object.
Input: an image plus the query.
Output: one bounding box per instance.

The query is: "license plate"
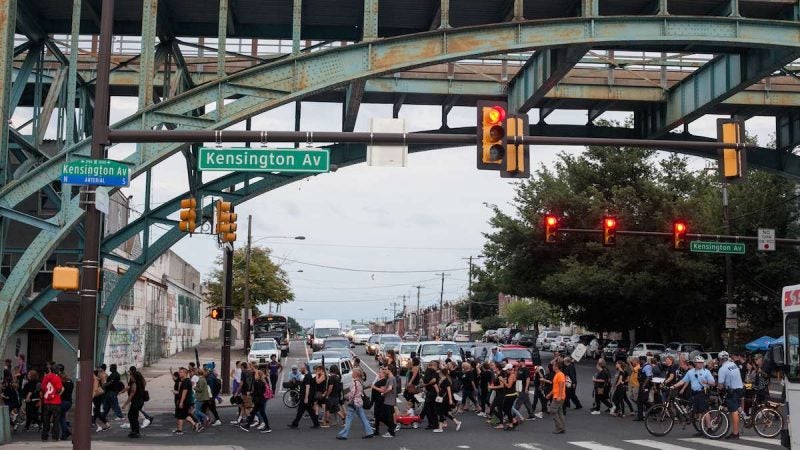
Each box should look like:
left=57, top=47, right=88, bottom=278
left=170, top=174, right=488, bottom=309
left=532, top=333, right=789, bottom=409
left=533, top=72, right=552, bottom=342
left=259, top=358, right=266, bottom=363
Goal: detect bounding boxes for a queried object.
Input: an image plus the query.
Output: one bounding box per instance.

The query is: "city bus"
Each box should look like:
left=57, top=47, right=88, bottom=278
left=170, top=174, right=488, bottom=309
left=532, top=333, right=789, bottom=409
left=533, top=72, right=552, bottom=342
left=253, top=314, right=290, bottom=356
left=780, top=284, right=799, bottom=447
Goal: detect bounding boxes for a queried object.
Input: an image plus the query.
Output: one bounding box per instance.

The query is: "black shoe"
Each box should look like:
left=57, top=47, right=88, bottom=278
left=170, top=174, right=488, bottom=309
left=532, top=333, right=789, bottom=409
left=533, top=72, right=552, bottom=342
left=553, top=430, right=565, bottom=434
left=362, top=434, right=374, bottom=439
left=336, top=436, right=347, bottom=440
left=632, top=418, right=643, bottom=422
left=725, top=434, right=740, bottom=440
left=574, top=406, right=583, bottom=410
left=128, top=432, right=140, bottom=438
left=239, top=424, right=250, bottom=432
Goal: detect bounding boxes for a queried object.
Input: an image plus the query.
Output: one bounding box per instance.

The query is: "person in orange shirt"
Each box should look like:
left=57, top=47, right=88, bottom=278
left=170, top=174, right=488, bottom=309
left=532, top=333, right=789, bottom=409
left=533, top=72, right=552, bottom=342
left=547, top=359, right=566, bottom=434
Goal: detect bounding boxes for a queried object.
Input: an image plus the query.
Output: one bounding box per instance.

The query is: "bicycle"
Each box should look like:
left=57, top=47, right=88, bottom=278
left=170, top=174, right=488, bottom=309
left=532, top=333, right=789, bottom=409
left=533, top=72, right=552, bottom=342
left=701, top=390, right=784, bottom=439
left=282, top=381, right=301, bottom=408
left=644, top=387, right=701, bottom=436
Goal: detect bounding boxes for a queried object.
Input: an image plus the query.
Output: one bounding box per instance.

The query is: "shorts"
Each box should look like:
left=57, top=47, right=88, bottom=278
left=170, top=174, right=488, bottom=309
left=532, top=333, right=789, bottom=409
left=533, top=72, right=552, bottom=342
left=726, top=389, right=743, bottom=411
left=175, top=406, right=190, bottom=420
left=242, top=394, right=253, bottom=409
left=692, top=392, right=708, bottom=413
left=326, top=397, right=340, bottom=413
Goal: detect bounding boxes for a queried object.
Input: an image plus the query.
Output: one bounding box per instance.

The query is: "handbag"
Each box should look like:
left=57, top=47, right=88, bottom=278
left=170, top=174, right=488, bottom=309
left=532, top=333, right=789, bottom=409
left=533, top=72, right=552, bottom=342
left=435, top=395, right=443, bottom=403
left=361, top=393, right=373, bottom=410
left=406, top=383, right=418, bottom=394
left=515, top=380, right=523, bottom=393
left=142, top=390, right=150, bottom=402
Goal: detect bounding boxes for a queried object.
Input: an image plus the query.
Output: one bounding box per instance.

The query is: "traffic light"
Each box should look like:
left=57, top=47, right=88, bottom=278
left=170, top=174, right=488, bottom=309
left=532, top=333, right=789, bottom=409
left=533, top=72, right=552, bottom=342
left=476, top=100, right=507, bottom=170
left=673, top=220, right=688, bottom=251
left=178, top=197, right=197, bottom=232
left=501, top=114, right=530, bottom=179
left=602, top=216, right=617, bottom=247
left=216, top=200, right=237, bottom=242
left=544, top=214, right=558, bottom=244
left=717, top=119, right=746, bottom=182
left=210, top=307, right=224, bottom=320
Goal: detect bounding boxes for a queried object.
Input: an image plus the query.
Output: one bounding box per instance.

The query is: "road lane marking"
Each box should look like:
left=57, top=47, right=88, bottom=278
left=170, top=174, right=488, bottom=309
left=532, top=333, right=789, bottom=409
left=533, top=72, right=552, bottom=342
left=513, top=443, right=543, bottom=450
left=570, top=442, right=625, bottom=450
left=739, top=436, right=781, bottom=446
left=680, top=438, right=770, bottom=450
left=625, top=439, right=698, bottom=450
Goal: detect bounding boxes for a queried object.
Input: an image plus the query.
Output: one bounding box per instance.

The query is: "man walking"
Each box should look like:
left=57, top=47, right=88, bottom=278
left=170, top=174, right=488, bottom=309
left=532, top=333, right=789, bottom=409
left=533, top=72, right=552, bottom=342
left=41, top=364, right=63, bottom=441
left=289, top=364, right=320, bottom=429
left=562, top=357, right=582, bottom=413
left=548, top=359, right=566, bottom=434
left=104, top=364, right=125, bottom=421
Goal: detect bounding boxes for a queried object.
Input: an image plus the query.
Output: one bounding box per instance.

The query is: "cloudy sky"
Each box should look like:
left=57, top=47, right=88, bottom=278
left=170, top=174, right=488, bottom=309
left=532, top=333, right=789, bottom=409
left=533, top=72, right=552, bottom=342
left=16, top=92, right=777, bottom=328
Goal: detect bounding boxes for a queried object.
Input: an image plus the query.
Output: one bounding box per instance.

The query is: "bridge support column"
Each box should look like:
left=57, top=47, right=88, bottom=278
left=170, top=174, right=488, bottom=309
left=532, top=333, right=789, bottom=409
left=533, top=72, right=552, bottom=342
left=363, top=0, right=379, bottom=40
left=513, top=0, right=525, bottom=21
left=582, top=0, right=598, bottom=17
left=658, top=0, right=669, bottom=15
left=292, top=0, right=302, bottom=54
left=139, top=0, right=158, bottom=109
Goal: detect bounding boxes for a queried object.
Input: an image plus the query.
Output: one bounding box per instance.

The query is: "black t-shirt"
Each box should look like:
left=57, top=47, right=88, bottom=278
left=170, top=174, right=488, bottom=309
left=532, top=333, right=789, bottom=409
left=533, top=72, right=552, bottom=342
left=439, top=378, right=452, bottom=405
left=251, top=379, right=266, bottom=403
left=595, top=369, right=610, bottom=387
left=373, top=377, right=387, bottom=405
left=479, top=370, right=493, bottom=390
left=178, top=378, right=192, bottom=406
left=301, top=373, right=314, bottom=403
left=241, top=370, right=254, bottom=394
left=329, top=374, right=342, bottom=398
left=461, top=370, right=475, bottom=390
left=61, top=379, right=74, bottom=402
left=21, top=380, right=39, bottom=400
left=518, top=367, right=530, bottom=389
left=314, top=374, right=328, bottom=395
left=107, top=371, right=122, bottom=393
left=423, top=369, right=439, bottom=395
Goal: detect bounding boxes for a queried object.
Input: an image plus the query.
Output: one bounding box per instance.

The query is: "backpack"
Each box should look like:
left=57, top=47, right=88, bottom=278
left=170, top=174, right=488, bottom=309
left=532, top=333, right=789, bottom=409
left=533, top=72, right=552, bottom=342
left=208, top=375, right=222, bottom=397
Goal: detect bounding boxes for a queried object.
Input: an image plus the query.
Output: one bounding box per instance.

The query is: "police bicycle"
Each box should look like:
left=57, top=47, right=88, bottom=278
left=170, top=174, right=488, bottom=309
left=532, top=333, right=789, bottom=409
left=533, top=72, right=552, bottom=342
left=644, top=385, right=702, bottom=436
left=701, top=389, right=784, bottom=439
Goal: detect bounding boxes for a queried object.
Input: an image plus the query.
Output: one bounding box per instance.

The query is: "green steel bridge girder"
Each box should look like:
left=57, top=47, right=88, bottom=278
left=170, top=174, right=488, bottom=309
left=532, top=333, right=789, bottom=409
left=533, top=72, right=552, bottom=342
left=5, top=16, right=800, bottom=357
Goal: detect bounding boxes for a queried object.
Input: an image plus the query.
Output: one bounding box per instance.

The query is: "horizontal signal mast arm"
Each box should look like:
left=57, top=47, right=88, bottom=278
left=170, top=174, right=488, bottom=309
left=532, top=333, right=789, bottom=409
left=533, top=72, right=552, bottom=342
left=558, top=228, right=800, bottom=244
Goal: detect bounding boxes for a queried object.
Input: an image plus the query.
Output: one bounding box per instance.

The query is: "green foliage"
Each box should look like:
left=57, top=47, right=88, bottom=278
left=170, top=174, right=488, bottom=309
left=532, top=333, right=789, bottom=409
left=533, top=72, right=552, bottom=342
left=481, top=143, right=800, bottom=347
left=502, top=298, right=561, bottom=333
left=455, top=266, right=500, bottom=321
left=287, top=316, right=303, bottom=334
left=479, top=315, right=506, bottom=331
left=203, top=246, right=294, bottom=313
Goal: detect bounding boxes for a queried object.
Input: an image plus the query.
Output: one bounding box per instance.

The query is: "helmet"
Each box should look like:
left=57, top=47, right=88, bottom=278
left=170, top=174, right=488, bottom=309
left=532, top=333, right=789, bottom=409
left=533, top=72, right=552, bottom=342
left=693, top=355, right=705, bottom=364
left=718, top=351, right=729, bottom=360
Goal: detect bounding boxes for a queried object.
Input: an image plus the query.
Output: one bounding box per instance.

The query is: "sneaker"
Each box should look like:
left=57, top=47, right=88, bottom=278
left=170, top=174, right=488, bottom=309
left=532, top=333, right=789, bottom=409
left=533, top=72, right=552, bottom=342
left=260, top=428, right=272, bottom=433
left=211, top=420, right=222, bottom=427
left=432, top=428, right=444, bottom=433
left=172, top=429, right=184, bottom=436
left=610, top=406, right=617, bottom=414
left=100, top=425, right=111, bottom=432
left=382, top=432, right=394, bottom=438
left=395, top=424, right=401, bottom=432
left=526, top=416, right=537, bottom=421
left=142, top=419, right=151, bottom=429
left=591, top=411, right=601, bottom=415
left=230, top=419, right=241, bottom=425
left=239, top=424, right=250, bottom=432
left=725, top=434, right=740, bottom=440
left=196, top=424, right=205, bottom=433
left=455, top=420, right=462, bottom=431
left=336, top=436, right=347, bottom=440
left=120, top=422, right=130, bottom=429
left=257, top=424, right=266, bottom=431
left=535, top=412, right=543, bottom=419
left=116, top=417, right=126, bottom=421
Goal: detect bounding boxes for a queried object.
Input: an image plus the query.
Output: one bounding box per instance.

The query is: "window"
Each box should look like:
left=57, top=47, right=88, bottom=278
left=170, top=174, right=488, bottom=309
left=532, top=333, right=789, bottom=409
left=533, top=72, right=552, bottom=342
left=341, top=361, right=351, bottom=375
left=786, top=313, right=800, bottom=383
left=177, top=294, right=200, bottom=324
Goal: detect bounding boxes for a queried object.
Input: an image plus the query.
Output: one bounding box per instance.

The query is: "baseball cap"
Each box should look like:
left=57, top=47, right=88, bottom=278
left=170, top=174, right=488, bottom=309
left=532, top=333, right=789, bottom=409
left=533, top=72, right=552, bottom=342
left=503, top=364, right=514, bottom=371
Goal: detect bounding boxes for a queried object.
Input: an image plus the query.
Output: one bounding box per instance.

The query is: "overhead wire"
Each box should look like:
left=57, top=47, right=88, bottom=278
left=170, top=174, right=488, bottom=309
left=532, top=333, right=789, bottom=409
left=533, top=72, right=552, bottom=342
left=278, top=257, right=467, bottom=273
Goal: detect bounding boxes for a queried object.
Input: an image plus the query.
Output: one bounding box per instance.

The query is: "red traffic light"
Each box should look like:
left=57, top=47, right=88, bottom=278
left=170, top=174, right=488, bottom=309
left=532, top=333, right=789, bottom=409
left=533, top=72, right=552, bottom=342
left=486, top=106, right=506, bottom=125
left=544, top=214, right=559, bottom=244
left=602, top=215, right=617, bottom=247
left=673, top=220, right=688, bottom=251
left=605, top=217, right=617, bottom=229
left=675, top=222, right=685, bottom=233
left=546, top=216, right=557, bottom=227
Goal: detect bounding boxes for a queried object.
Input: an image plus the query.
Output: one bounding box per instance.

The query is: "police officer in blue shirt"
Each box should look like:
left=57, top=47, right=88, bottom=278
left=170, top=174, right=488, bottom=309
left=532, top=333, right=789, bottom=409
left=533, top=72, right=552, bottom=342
left=717, top=351, right=745, bottom=439
left=672, top=355, right=715, bottom=428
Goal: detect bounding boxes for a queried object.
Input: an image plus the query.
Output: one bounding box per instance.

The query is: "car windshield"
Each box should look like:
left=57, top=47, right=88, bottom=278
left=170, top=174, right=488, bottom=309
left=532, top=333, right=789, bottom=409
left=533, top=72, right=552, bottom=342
left=400, top=344, right=417, bottom=354
left=648, top=344, right=666, bottom=351
left=503, top=349, right=531, bottom=359
left=311, top=351, right=341, bottom=360
left=420, top=343, right=460, bottom=356
left=380, top=336, right=401, bottom=344
left=325, top=340, right=349, bottom=349
left=355, top=329, right=370, bottom=334
left=252, top=341, right=277, bottom=351
left=315, top=328, right=339, bottom=338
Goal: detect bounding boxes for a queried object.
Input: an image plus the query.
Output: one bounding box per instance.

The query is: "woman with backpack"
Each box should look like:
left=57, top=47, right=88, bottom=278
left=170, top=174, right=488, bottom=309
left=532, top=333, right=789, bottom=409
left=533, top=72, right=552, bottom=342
left=591, top=359, right=613, bottom=414
left=202, top=370, right=222, bottom=426
left=238, top=370, right=271, bottom=433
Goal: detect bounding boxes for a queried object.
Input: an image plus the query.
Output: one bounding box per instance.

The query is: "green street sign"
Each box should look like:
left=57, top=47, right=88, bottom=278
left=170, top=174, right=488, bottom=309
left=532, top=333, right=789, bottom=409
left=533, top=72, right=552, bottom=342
left=198, top=147, right=330, bottom=173
left=690, top=241, right=746, bottom=255
left=60, top=159, right=130, bottom=186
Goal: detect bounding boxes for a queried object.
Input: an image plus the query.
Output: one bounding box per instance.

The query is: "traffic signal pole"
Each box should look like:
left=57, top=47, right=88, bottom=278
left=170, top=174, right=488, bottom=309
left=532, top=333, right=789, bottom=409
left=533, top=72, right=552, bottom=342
left=243, top=215, right=252, bottom=353
left=74, top=0, right=114, bottom=448
left=722, top=179, right=736, bottom=350
left=221, top=243, right=233, bottom=394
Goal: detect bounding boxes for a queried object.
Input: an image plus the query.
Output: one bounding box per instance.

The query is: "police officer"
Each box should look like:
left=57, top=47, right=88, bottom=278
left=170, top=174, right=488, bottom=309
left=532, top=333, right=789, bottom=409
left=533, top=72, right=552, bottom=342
left=672, top=355, right=715, bottom=434
left=717, top=351, right=745, bottom=439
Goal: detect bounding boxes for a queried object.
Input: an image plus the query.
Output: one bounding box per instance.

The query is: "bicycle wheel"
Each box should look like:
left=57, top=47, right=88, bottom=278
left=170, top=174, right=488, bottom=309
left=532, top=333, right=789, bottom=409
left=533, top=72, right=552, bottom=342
left=645, top=404, right=675, bottom=437
left=700, top=409, right=729, bottom=439
left=283, top=389, right=300, bottom=408
left=754, top=407, right=784, bottom=438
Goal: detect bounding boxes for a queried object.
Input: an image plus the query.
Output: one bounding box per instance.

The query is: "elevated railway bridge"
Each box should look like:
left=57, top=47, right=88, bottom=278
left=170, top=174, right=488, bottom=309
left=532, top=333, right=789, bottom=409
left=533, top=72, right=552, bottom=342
left=1, top=0, right=800, bottom=364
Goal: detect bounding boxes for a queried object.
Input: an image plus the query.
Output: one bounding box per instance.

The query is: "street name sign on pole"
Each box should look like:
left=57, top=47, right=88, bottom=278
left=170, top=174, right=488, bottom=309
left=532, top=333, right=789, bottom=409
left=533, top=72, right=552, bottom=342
left=758, top=228, right=776, bottom=251
left=689, top=241, right=745, bottom=255
left=60, top=159, right=129, bottom=186
left=198, top=147, right=330, bottom=173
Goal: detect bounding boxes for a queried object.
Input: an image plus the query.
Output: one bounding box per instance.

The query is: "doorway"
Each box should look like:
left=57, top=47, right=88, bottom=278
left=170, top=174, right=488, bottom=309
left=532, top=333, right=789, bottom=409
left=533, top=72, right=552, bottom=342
left=27, top=330, right=53, bottom=373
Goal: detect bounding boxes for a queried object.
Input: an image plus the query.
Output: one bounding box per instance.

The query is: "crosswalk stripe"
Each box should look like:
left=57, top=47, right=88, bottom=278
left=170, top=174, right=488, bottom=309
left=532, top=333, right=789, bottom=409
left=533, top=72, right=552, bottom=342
left=680, top=438, right=770, bottom=450
left=570, top=442, right=626, bottom=450
left=740, top=436, right=782, bottom=446
left=624, top=439, right=699, bottom=450
left=513, top=444, right=543, bottom=450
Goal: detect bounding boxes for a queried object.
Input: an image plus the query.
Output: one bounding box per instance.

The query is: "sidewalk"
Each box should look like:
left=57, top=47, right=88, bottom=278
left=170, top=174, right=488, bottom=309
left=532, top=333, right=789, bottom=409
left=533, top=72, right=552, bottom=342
left=125, top=339, right=245, bottom=412
left=4, top=443, right=245, bottom=450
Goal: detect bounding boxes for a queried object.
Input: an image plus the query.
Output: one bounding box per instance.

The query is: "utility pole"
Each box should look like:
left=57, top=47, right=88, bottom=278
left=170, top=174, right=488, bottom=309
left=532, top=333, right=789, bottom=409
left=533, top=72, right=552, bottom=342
left=413, top=285, right=423, bottom=335
left=437, top=273, right=447, bottom=333
left=389, top=302, right=400, bottom=333
left=75, top=0, right=113, bottom=448
left=243, top=215, right=252, bottom=353
left=221, top=243, right=233, bottom=394
left=399, top=295, right=407, bottom=334
left=723, top=178, right=735, bottom=350
left=466, top=256, right=474, bottom=336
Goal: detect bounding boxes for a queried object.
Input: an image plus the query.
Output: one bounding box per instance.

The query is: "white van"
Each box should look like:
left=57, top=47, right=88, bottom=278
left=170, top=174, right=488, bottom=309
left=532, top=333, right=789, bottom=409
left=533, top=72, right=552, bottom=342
left=312, top=319, right=342, bottom=351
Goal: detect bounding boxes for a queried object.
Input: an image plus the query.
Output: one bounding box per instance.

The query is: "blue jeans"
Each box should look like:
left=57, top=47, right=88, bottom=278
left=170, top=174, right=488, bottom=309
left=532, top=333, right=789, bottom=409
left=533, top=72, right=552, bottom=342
left=59, top=401, right=72, bottom=438
left=194, top=401, right=208, bottom=424
left=337, top=404, right=373, bottom=438
left=104, top=393, right=123, bottom=419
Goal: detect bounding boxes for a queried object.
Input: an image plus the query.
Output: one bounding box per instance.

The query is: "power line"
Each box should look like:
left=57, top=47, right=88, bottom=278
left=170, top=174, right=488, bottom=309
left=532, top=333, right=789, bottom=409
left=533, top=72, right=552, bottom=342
left=259, top=240, right=482, bottom=252
left=278, top=257, right=467, bottom=273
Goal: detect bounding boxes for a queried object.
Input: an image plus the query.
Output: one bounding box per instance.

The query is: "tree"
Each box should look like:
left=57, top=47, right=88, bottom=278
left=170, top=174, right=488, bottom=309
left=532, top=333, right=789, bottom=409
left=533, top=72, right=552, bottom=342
left=479, top=315, right=506, bottom=331
left=203, top=246, right=294, bottom=313
left=287, top=317, right=303, bottom=335
left=502, top=298, right=561, bottom=336
left=455, top=266, right=500, bottom=321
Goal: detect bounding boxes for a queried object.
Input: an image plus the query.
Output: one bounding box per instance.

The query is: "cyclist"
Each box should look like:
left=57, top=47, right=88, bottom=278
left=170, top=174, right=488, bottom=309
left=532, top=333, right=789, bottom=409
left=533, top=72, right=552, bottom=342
left=671, top=355, right=715, bottom=436
left=717, top=350, right=744, bottom=440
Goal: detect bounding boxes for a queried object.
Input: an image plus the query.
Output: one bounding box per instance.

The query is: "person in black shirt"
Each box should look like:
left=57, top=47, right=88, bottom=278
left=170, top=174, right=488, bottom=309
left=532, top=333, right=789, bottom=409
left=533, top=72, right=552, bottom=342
left=514, top=364, right=535, bottom=419
left=240, top=370, right=271, bottom=433
left=22, top=370, right=40, bottom=431
left=59, top=367, right=73, bottom=440
left=591, top=360, right=613, bottom=413
left=173, top=367, right=199, bottom=435
left=459, top=362, right=478, bottom=413
left=531, top=363, right=548, bottom=417
left=421, top=361, right=440, bottom=430
left=289, top=364, right=320, bottom=428
left=478, top=362, right=493, bottom=417
left=103, top=364, right=124, bottom=420
left=325, top=365, right=344, bottom=426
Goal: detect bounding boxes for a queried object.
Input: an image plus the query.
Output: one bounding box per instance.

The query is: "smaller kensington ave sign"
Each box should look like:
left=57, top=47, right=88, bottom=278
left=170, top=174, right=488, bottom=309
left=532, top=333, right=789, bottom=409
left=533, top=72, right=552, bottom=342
left=197, top=147, right=330, bottom=173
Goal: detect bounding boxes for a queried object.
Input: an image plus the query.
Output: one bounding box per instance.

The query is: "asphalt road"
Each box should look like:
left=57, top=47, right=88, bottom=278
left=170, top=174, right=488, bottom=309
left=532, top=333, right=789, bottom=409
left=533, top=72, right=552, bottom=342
left=9, top=340, right=784, bottom=450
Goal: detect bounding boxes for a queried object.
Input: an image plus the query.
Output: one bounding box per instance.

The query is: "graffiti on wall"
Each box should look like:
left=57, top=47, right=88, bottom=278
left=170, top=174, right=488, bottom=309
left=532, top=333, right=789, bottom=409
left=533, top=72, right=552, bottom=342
left=106, top=326, right=144, bottom=366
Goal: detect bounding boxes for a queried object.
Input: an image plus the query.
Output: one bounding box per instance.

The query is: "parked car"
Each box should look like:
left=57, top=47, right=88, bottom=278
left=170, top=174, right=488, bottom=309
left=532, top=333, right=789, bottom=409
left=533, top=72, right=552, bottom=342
left=500, top=344, right=542, bottom=371
left=664, top=342, right=704, bottom=361
left=376, top=334, right=402, bottom=360
left=366, top=334, right=381, bottom=355
left=697, top=351, right=720, bottom=364
left=453, top=331, right=470, bottom=342
left=629, top=342, right=666, bottom=358
left=496, top=328, right=511, bottom=343
left=568, top=334, right=597, bottom=352
left=537, top=331, right=561, bottom=350
left=398, top=343, right=420, bottom=375
left=603, top=340, right=630, bottom=361
left=549, top=335, right=570, bottom=353
left=483, top=330, right=499, bottom=343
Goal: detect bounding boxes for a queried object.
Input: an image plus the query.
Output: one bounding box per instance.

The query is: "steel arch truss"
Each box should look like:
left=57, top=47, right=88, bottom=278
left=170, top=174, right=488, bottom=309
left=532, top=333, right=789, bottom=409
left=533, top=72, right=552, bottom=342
left=5, top=16, right=800, bottom=358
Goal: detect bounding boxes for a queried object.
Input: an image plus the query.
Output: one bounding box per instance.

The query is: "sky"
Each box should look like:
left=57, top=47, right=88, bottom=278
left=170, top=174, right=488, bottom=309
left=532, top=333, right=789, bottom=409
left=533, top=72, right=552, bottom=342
left=15, top=91, right=778, bottom=329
